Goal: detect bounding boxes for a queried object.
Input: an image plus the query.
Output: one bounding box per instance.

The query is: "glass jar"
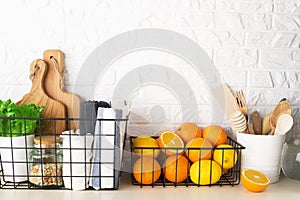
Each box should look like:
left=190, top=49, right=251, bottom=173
left=281, top=141, right=300, bottom=181
left=29, top=136, right=63, bottom=187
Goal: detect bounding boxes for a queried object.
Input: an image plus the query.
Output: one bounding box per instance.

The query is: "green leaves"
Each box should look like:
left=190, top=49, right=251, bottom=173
left=0, top=99, right=44, bottom=137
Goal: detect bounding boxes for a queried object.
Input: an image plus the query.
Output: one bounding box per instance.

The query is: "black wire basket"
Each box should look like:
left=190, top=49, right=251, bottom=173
left=130, top=135, right=245, bottom=187
left=0, top=116, right=129, bottom=190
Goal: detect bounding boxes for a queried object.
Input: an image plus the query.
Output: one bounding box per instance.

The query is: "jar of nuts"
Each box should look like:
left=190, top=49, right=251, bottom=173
left=29, top=135, right=63, bottom=187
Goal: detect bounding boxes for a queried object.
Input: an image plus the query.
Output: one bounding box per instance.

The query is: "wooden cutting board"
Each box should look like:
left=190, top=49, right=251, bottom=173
left=17, top=59, right=67, bottom=134
left=43, top=50, right=81, bottom=130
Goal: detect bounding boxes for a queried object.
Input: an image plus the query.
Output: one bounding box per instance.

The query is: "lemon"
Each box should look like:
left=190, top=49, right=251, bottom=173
left=213, top=144, right=238, bottom=169
left=132, top=136, right=160, bottom=158
left=190, top=160, right=222, bottom=185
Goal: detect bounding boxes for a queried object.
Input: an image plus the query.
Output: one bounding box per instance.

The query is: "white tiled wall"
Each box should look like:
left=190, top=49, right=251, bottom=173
left=0, top=0, right=299, bottom=140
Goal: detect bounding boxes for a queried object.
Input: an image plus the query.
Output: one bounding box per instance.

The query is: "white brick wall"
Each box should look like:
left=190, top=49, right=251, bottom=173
left=0, top=0, right=299, bottom=138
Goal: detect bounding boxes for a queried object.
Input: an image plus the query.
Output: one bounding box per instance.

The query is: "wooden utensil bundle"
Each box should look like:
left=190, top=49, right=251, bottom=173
left=236, top=98, right=292, bottom=135
left=212, top=84, right=293, bottom=135
left=17, top=50, right=81, bottom=134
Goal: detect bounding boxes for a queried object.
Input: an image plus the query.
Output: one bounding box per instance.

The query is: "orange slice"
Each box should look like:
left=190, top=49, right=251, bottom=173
left=241, top=169, right=270, bottom=192
left=157, top=130, right=184, bottom=156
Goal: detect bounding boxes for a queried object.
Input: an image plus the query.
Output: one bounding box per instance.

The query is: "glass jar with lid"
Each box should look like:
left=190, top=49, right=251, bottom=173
left=29, top=135, right=63, bottom=187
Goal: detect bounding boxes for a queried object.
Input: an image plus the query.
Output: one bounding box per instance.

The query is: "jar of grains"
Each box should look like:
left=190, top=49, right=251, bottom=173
left=29, top=135, right=63, bottom=187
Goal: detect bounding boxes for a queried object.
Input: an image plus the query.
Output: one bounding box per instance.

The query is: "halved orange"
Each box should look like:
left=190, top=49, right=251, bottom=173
left=241, top=169, right=270, bottom=192
left=157, top=130, right=184, bottom=156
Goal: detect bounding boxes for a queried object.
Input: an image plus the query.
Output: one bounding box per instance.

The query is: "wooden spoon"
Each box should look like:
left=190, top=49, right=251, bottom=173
left=274, top=114, right=293, bottom=136
left=270, top=101, right=291, bottom=135
left=17, top=59, right=67, bottom=134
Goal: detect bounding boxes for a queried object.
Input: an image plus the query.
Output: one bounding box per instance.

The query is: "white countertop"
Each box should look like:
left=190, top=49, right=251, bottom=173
left=1, top=173, right=300, bottom=200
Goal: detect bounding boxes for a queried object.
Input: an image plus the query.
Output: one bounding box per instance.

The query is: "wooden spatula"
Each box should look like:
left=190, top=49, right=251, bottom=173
left=43, top=50, right=82, bottom=130
left=262, top=113, right=272, bottom=135
left=251, top=111, right=261, bottom=134
left=211, top=83, right=238, bottom=118
left=17, top=59, right=67, bottom=134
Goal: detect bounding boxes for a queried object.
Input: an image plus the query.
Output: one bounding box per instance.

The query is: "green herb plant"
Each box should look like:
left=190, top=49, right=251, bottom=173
left=0, top=99, right=44, bottom=137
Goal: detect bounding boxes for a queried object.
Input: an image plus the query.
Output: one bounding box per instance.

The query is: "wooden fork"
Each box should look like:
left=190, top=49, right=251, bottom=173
left=234, top=90, right=248, bottom=116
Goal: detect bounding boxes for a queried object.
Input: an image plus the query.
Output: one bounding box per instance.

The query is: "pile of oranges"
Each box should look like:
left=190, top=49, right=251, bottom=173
left=132, top=122, right=238, bottom=185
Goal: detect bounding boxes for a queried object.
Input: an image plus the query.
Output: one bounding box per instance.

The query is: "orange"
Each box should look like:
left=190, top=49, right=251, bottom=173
left=190, top=160, right=222, bottom=185
left=157, top=130, right=185, bottom=156
left=241, top=169, right=270, bottom=192
left=175, top=122, right=202, bottom=144
left=132, top=136, right=160, bottom=158
left=203, top=125, right=227, bottom=147
left=185, top=138, right=213, bottom=162
left=164, top=155, right=190, bottom=183
left=133, top=157, right=161, bottom=185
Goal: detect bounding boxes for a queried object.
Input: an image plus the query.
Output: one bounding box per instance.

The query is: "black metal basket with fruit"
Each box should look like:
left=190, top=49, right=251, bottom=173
left=130, top=123, right=245, bottom=187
